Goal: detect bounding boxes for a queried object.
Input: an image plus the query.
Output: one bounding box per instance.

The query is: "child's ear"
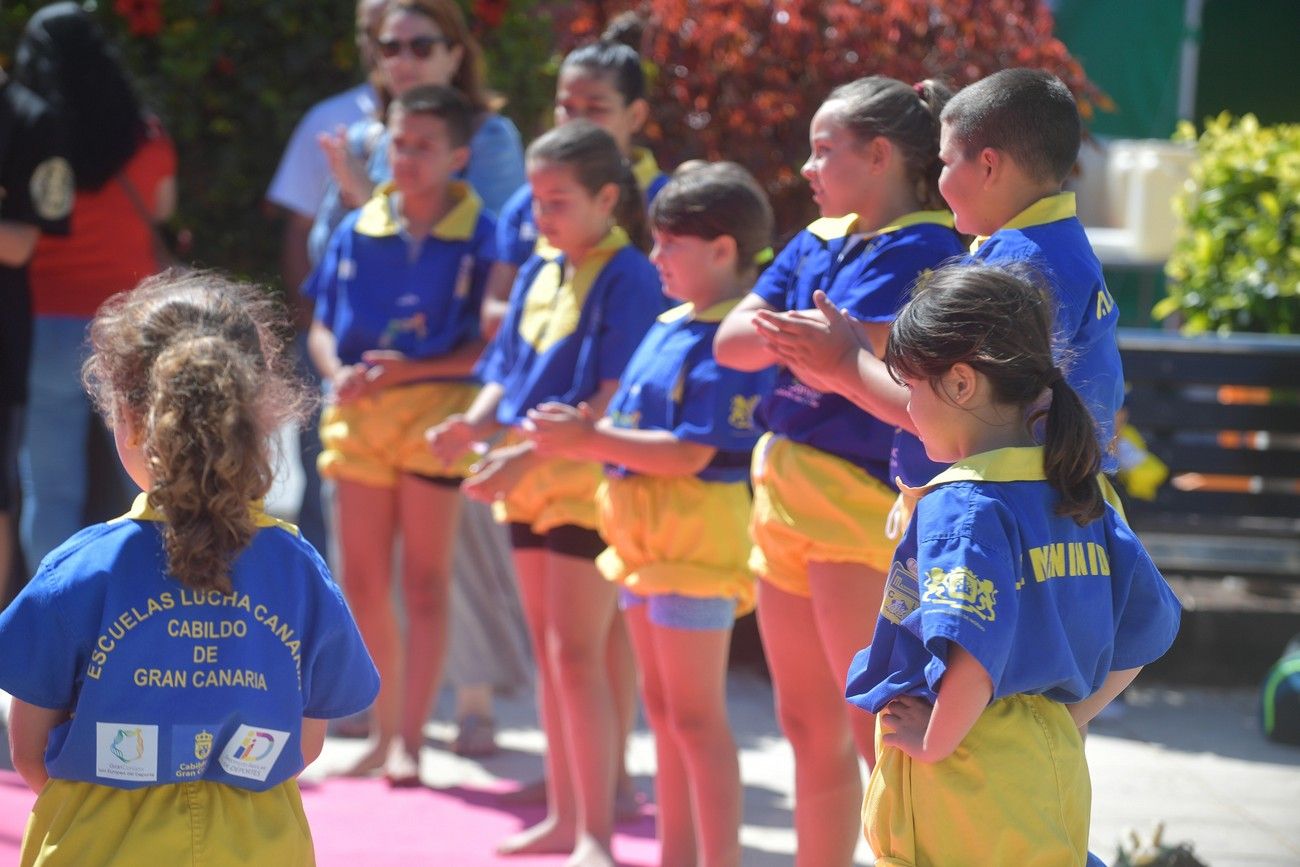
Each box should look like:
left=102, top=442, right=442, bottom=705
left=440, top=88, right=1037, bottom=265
left=979, top=147, right=1002, bottom=186
left=628, top=97, right=650, bottom=133
left=710, top=234, right=739, bottom=270
left=945, top=362, right=980, bottom=406
left=449, top=144, right=471, bottom=174
left=596, top=181, right=621, bottom=215
left=868, top=135, right=894, bottom=173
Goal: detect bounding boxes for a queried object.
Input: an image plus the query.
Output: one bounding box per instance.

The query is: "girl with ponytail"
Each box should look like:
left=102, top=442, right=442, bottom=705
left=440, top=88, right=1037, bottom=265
left=844, top=263, right=1181, bottom=866
left=0, top=271, right=378, bottom=866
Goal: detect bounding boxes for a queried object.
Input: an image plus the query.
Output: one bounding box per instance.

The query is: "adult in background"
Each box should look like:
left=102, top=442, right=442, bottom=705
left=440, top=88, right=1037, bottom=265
left=0, top=67, right=72, bottom=605
left=265, top=0, right=388, bottom=557
left=15, top=2, right=177, bottom=569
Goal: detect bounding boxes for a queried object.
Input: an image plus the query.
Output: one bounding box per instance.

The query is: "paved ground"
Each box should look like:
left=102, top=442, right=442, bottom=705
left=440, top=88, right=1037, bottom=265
left=299, top=675, right=1299, bottom=866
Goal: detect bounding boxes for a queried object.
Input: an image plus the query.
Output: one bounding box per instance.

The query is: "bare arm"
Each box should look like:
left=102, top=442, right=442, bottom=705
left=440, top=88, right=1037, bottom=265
left=0, top=222, right=39, bottom=267
left=526, top=403, right=716, bottom=477
left=307, top=320, right=343, bottom=381
left=8, top=699, right=68, bottom=792
left=426, top=381, right=506, bottom=465
left=881, top=645, right=993, bottom=763
left=300, top=717, right=328, bottom=767
left=361, top=339, right=488, bottom=387
left=1067, top=667, right=1142, bottom=728
left=713, top=292, right=780, bottom=371
left=480, top=262, right=519, bottom=342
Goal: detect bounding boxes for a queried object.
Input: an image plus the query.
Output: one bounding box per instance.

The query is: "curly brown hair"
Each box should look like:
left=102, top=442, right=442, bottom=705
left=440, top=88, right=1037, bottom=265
left=83, top=270, right=311, bottom=592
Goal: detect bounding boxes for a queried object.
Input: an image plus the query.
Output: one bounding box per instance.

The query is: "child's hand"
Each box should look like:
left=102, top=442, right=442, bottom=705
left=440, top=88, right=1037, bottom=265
left=879, top=694, right=935, bottom=759
left=753, top=290, right=863, bottom=394
left=426, top=413, right=477, bottom=464
left=332, top=363, right=371, bottom=405
left=360, top=350, right=412, bottom=391
left=524, top=402, right=597, bottom=458
left=462, top=442, right=534, bottom=503
left=317, top=125, right=372, bottom=209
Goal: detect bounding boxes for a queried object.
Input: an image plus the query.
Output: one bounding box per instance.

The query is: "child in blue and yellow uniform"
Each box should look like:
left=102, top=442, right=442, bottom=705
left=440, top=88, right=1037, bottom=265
left=487, top=28, right=669, bottom=332
left=305, top=85, right=496, bottom=783
left=0, top=272, right=379, bottom=867
left=526, top=163, right=774, bottom=867
left=845, top=264, right=1180, bottom=867
left=714, top=76, right=962, bottom=867
left=427, top=119, right=663, bottom=866
left=761, top=68, right=1124, bottom=489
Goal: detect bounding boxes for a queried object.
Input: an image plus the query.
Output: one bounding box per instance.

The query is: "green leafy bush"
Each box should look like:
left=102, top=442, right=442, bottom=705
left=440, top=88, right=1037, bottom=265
left=1158, top=114, right=1300, bottom=334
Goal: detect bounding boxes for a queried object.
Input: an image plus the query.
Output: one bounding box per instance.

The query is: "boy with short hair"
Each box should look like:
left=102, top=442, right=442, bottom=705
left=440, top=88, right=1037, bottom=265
left=304, top=83, right=498, bottom=782
left=756, top=67, right=1122, bottom=486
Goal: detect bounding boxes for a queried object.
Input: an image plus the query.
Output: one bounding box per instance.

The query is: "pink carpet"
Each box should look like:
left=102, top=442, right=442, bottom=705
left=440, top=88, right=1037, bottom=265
left=0, top=771, right=659, bottom=866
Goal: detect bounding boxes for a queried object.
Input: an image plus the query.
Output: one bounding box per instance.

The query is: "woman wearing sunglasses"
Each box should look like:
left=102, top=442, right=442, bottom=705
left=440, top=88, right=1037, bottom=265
left=309, top=0, right=526, bottom=264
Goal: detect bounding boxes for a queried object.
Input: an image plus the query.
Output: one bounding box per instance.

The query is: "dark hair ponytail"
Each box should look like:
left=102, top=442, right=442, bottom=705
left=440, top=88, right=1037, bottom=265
left=886, top=263, right=1103, bottom=525
left=526, top=119, right=649, bottom=251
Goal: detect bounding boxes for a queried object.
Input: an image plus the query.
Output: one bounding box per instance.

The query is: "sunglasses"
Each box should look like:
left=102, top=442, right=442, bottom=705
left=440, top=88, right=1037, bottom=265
left=376, top=35, right=450, bottom=60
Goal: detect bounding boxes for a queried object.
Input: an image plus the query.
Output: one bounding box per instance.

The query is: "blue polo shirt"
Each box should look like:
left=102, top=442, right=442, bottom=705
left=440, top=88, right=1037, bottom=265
left=496, top=147, right=670, bottom=266
left=478, top=226, right=665, bottom=424
left=970, top=193, right=1123, bottom=471
left=605, top=299, right=774, bottom=483
left=306, top=181, right=496, bottom=367
left=0, top=495, right=379, bottom=791
left=752, top=212, right=964, bottom=485
left=844, top=447, right=1181, bottom=714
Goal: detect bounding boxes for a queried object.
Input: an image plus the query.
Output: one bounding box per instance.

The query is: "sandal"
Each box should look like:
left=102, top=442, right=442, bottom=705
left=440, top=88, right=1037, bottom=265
left=452, top=713, right=498, bottom=758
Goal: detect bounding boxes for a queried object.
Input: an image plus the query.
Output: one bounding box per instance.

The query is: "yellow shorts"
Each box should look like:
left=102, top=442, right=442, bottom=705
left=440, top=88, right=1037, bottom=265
left=23, top=778, right=314, bottom=866
left=596, top=474, right=756, bottom=616
left=318, top=381, right=479, bottom=487
left=864, top=693, right=1090, bottom=866
left=492, top=456, right=603, bottom=534
left=749, top=433, right=896, bottom=597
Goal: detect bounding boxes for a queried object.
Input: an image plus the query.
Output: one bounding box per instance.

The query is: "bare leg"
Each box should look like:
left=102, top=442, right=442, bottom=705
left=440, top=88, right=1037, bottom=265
left=756, top=579, right=860, bottom=867
left=388, top=474, right=461, bottom=784
left=334, top=478, right=398, bottom=777
left=651, top=619, right=740, bottom=867
left=547, top=551, right=619, bottom=867
left=497, top=547, right=577, bottom=856
left=807, top=560, right=887, bottom=766
left=625, top=605, right=696, bottom=866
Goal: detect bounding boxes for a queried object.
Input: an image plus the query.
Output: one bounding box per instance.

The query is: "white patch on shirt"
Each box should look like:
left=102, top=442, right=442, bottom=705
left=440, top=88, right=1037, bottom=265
left=218, top=724, right=291, bottom=782
left=96, top=722, right=159, bottom=782
left=30, top=156, right=74, bottom=221
left=396, top=292, right=420, bottom=307
left=338, top=258, right=356, bottom=281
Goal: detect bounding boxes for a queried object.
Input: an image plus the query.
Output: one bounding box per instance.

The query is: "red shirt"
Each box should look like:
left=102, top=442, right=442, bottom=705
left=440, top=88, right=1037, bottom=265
left=29, top=124, right=177, bottom=318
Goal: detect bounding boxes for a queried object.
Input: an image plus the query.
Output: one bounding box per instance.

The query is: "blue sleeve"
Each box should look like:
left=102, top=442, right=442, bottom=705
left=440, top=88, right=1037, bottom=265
left=495, top=184, right=535, bottom=267
left=750, top=233, right=805, bottom=309
left=0, top=571, right=81, bottom=710
left=300, top=554, right=379, bottom=719
left=913, top=495, right=1021, bottom=694
left=306, top=220, right=351, bottom=327
left=475, top=261, right=533, bottom=385
left=596, top=259, right=664, bottom=382
left=675, top=358, right=772, bottom=450
left=1107, top=517, right=1182, bottom=670
left=839, top=238, right=931, bottom=323
left=465, top=115, right=526, bottom=215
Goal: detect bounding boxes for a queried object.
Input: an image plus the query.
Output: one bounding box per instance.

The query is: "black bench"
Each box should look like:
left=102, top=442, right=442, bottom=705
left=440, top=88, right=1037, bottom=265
left=1117, top=328, right=1300, bottom=584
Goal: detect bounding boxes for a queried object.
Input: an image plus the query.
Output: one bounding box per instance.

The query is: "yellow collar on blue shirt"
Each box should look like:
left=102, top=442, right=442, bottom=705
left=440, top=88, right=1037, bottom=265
left=630, top=146, right=661, bottom=192
left=900, top=446, right=1048, bottom=497
left=658, top=296, right=742, bottom=325
left=116, top=492, right=301, bottom=536
left=807, top=209, right=955, bottom=242
left=970, top=192, right=1076, bottom=252
left=354, top=180, right=482, bottom=240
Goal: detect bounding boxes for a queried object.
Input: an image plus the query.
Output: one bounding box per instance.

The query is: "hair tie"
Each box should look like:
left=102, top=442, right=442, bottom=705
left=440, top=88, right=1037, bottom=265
left=754, top=246, right=774, bottom=265
left=913, top=81, right=927, bottom=96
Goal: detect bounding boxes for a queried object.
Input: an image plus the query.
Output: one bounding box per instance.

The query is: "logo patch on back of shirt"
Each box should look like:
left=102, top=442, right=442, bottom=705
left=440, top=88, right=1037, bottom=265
left=96, top=722, right=159, bottom=782
left=218, top=724, right=290, bottom=782
left=923, top=566, right=997, bottom=622
left=172, top=725, right=216, bottom=780
left=880, top=558, right=920, bottom=624
left=728, top=395, right=760, bottom=430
